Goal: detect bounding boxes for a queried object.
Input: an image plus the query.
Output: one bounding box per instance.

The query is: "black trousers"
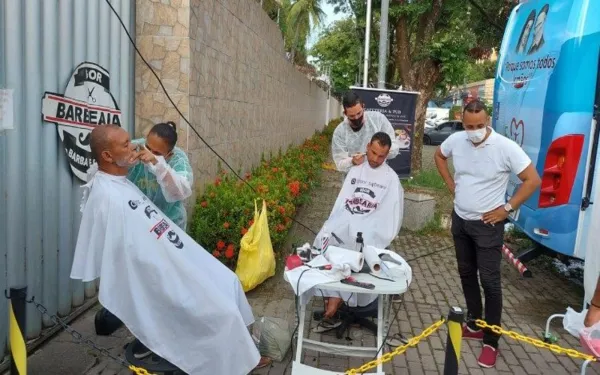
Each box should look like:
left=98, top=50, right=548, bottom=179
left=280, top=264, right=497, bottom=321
left=451, top=210, right=504, bottom=348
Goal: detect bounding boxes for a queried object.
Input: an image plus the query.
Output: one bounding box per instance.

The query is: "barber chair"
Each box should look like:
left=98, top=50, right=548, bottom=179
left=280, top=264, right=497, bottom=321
left=313, top=298, right=379, bottom=339
left=124, top=339, right=185, bottom=375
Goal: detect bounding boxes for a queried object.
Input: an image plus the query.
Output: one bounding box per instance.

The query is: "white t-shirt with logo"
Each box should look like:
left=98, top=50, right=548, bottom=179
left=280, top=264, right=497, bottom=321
left=440, top=128, right=532, bottom=221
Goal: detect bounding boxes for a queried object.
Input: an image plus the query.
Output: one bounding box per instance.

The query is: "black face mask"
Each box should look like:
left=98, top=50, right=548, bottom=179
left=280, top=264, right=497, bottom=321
left=349, top=115, right=364, bottom=131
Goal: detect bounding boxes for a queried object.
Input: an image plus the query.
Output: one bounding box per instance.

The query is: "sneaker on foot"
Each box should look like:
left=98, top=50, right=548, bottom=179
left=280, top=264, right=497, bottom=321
left=478, top=344, right=498, bottom=368
left=462, top=325, right=484, bottom=340
left=132, top=342, right=153, bottom=360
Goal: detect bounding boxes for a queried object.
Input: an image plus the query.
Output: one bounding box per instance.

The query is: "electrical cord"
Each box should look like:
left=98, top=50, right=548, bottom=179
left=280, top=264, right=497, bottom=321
left=405, top=246, right=453, bottom=263
left=104, top=0, right=318, bottom=236
left=283, top=268, right=311, bottom=374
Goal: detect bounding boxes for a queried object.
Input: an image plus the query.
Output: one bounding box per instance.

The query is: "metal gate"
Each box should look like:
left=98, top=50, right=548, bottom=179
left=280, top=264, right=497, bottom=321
left=0, top=0, right=136, bottom=355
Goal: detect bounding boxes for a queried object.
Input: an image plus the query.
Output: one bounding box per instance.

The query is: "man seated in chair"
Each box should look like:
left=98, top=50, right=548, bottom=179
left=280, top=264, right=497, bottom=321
left=314, top=131, right=404, bottom=322
left=70, top=125, right=270, bottom=375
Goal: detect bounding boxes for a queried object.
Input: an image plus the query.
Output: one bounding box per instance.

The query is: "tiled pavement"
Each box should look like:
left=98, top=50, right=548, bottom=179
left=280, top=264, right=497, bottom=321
left=250, top=167, right=596, bottom=375
left=75, top=161, right=595, bottom=375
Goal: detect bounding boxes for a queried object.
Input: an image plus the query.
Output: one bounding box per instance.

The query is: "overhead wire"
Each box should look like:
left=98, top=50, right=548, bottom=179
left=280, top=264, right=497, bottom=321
left=104, top=0, right=318, bottom=235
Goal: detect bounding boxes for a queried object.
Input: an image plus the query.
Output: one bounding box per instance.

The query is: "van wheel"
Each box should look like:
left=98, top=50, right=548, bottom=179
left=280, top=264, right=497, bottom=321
left=423, top=135, right=431, bottom=145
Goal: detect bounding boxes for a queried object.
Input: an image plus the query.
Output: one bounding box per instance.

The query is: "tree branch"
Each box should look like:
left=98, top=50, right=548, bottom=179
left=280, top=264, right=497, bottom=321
left=413, top=0, right=443, bottom=84
left=395, top=16, right=413, bottom=87
left=467, top=0, right=504, bottom=32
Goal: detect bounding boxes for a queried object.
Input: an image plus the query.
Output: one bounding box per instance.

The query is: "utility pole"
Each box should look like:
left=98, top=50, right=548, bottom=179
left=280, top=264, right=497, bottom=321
left=362, top=0, right=373, bottom=87
left=377, top=0, right=389, bottom=89
left=325, top=66, right=331, bottom=124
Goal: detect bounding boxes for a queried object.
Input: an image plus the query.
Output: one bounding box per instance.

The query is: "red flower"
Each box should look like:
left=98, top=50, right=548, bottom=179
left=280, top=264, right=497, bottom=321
left=215, top=177, right=222, bottom=186
left=276, top=224, right=285, bottom=232
left=223, top=222, right=230, bottom=229
left=225, top=244, right=235, bottom=259
left=241, top=227, right=248, bottom=235
left=272, top=167, right=279, bottom=173
left=200, top=201, right=208, bottom=208
left=212, top=250, right=221, bottom=258
left=245, top=172, right=252, bottom=180
left=278, top=206, right=286, bottom=215
left=288, top=181, right=301, bottom=197
left=248, top=219, right=255, bottom=227
left=217, top=240, right=226, bottom=250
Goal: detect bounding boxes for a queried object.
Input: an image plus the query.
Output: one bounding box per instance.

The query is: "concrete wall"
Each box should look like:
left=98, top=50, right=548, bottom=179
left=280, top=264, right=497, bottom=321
left=135, top=0, right=342, bottom=196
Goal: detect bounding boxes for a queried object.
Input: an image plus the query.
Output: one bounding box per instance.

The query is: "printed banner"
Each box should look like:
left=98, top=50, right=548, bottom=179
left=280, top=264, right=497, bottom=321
left=350, top=87, right=419, bottom=178
left=41, top=62, right=122, bottom=182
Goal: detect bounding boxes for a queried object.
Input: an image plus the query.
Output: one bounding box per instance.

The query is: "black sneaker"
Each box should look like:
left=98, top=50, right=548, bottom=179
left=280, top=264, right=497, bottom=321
left=133, top=342, right=153, bottom=360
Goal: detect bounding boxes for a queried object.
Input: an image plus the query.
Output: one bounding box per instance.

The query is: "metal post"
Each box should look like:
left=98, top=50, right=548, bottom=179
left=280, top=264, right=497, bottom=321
left=277, top=7, right=280, bottom=24
left=362, top=0, right=373, bottom=87
left=9, top=286, right=27, bottom=375
left=326, top=67, right=331, bottom=124
left=443, top=306, right=464, bottom=375
left=377, top=0, right=389, bottom=89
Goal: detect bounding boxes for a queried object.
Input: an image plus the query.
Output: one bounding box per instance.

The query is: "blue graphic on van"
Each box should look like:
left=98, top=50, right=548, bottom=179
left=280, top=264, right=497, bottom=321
left=493, top=0, right=600, bottom=260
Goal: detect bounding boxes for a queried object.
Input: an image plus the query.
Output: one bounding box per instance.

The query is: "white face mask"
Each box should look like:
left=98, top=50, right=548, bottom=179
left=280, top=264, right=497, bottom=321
left=466, top=128, right=487, bottom=144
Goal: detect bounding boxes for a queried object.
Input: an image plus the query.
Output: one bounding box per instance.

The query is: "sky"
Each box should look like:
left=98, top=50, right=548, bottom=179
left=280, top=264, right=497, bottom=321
left=306, top=2, right=348, bottom=51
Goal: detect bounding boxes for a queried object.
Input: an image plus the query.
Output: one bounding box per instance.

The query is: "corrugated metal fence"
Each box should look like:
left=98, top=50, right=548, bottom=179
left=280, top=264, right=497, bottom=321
left=0, top=0, right=135, bottom=355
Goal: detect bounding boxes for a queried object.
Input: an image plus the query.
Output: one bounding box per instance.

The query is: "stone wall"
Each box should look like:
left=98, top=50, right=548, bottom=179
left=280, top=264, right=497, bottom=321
left=135, top=0, right=342, bottom=203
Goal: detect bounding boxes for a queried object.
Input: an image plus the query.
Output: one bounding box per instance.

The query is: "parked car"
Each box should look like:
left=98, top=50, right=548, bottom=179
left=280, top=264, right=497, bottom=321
left=425, top=116, right=449, bottom=130
left=426, top=100, right=450, bottom=121
left=423, top=120, right=463, bottom=145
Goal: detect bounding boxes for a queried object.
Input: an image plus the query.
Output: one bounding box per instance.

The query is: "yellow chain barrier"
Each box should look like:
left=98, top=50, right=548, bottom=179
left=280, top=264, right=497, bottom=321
left=475, top=319, right=597, bottom=362
left=345, top=318, right=446, bottom=375
left=129, top=365, right=156, bottom=375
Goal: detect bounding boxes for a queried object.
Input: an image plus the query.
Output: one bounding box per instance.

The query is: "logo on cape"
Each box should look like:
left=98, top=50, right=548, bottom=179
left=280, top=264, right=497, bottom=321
left=41, top=62, right=122, bottom=182
left=344, top=187, right=378, bottom=215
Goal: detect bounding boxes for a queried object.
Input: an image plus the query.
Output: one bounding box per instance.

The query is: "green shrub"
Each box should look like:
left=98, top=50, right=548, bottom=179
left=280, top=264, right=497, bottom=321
left=190, top=117, right=343, bottom=268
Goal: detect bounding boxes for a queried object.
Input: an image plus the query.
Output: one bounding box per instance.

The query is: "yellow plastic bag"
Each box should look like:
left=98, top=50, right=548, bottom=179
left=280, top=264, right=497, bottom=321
left=235, top=200, right=276, bottom=292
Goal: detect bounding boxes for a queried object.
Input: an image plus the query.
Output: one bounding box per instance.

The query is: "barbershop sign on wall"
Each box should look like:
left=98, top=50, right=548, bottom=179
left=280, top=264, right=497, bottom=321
left=42, top=62, right=122, bottom=182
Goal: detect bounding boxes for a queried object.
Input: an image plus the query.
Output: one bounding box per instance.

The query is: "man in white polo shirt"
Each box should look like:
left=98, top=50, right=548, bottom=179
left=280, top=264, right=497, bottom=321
left=434, top=100, right=541, bottom=368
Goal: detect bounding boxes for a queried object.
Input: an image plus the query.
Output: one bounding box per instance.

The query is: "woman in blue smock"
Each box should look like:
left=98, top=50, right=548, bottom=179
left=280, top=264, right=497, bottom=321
left=128, top=121, right=194, bottom=231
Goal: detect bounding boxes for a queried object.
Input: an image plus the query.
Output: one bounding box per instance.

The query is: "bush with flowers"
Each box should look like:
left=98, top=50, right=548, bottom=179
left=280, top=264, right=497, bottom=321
left=190, top=117, right=343, bottom=269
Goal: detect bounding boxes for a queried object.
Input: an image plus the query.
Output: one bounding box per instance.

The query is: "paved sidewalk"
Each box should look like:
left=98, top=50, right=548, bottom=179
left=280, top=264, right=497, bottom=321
left=250, top=167, right=596, bottom=375
left=26, top=163, right=596, bottom=375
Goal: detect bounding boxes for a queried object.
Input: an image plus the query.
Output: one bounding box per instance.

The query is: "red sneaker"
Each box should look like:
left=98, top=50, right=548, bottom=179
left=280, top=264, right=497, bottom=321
left=462, top=325, right=484, bottom=340
left=478, top=344, right=498, bottom=368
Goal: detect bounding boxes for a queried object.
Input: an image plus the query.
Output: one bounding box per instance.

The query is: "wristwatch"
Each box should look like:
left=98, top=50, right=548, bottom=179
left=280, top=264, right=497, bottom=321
left=504, top=203, right=515, bottom=213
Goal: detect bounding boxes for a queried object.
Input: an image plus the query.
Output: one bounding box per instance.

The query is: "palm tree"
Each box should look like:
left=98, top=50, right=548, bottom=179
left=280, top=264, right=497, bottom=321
left=286, top=0, right=325, bottom=65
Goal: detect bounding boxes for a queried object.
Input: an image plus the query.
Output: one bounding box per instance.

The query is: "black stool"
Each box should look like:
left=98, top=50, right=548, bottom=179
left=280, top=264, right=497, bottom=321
left=334, top=298, right=378, bottom=339
left=313, top=298, right=379, bottom=339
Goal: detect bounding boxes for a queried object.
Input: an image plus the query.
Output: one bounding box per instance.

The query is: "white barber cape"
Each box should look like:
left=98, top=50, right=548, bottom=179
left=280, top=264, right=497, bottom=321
left=313, top=161, right=403, bottom=307
left=70, top=169, right=260, bottom=375
left=315, top=161, right=403, bottom=250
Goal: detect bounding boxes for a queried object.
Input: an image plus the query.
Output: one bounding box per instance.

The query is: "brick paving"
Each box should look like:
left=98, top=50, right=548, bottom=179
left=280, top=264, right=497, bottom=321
left=251, top=162, right=596, bottom=375
left=82, top=153, right=596, bottom=375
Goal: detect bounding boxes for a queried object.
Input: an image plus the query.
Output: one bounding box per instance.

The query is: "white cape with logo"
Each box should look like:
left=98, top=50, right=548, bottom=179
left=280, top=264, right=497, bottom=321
left=315, top=162, right=403, bottom=250
left=313, top=162, right=403, bottom=307
left=70, top=171, right=260, bottom=375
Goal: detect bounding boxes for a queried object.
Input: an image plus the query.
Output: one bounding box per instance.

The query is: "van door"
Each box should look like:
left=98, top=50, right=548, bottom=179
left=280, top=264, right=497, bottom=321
left=574, top=53, right=600, bottom=260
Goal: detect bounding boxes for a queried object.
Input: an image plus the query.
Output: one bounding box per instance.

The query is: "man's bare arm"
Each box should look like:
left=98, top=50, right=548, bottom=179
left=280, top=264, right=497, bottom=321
left=434, top=147, right=455, bottom=193
left=507, top=164, right=541, bottom=210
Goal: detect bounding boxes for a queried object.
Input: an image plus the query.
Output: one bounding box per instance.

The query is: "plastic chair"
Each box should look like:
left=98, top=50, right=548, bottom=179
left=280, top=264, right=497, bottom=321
left=543, top=297, right=598, bottom=375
